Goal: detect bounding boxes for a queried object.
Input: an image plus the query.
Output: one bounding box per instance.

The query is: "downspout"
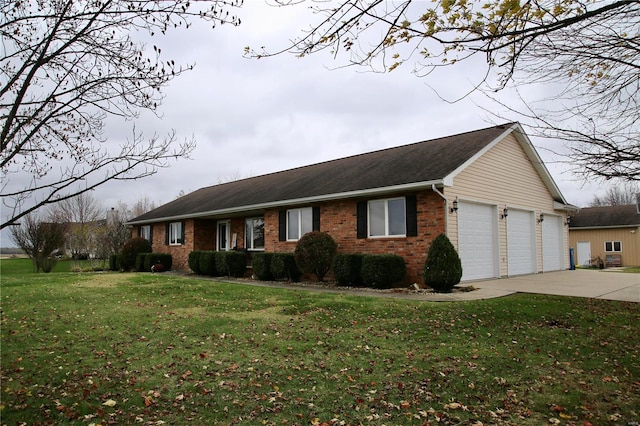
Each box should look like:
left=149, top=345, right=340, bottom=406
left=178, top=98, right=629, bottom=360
left=431, top=184, right=449, bottom=235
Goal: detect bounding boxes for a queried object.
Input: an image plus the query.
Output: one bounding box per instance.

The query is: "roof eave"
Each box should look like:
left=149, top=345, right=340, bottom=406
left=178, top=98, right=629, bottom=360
left=569, top=224, right=640, bottom=230
left=126, top=179, right=446, bottom=226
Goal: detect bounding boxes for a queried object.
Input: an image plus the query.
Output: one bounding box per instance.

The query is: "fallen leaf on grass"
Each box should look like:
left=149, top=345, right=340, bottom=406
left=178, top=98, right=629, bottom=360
left=102, top=399, right=116, bottom=407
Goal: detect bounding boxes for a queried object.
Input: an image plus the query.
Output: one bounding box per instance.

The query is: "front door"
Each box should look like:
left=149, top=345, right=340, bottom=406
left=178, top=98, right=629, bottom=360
left=217, top=221, right=230, bottom=251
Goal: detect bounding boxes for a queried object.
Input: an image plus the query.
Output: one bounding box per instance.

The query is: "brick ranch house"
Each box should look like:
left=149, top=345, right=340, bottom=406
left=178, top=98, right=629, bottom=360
left=127, top=122, right=577, bottom=284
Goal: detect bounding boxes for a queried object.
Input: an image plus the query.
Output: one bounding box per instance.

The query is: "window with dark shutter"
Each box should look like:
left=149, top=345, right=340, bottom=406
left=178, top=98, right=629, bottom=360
left=406, top=195, right=418, bottom=237
left=312, top=206, right=320, bottom=231
left=357, top=201, right=367, bottom=239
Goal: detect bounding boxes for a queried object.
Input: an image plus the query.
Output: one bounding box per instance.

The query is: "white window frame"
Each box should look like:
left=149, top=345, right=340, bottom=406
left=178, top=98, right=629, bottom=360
left=140, top=225, right=151, bottom=242
left=217, top=220, right=231, bottom=251
left=605, top=241, right=622, bottom=252
left=287, top=207, right=313, bottom=241
left=168, top=222, right=183, bottom=245
left=245, top=217, right=265, bottom=251
left=368, top=197, right=406, bottom=237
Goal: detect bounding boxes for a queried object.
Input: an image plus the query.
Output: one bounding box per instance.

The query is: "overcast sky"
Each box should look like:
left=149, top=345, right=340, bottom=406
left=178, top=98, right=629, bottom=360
left=1, top=1, right=626, bottom=246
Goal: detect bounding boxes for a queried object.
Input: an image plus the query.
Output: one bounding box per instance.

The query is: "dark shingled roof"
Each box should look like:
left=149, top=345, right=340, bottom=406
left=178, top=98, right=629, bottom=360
left=130, top=123, right=515, bottom=223
left=570, top=205, right=640, bottom=228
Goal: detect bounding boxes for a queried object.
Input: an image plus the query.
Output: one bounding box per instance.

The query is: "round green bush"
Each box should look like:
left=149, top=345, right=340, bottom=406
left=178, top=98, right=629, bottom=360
left=216, top=251, right=247, bottom=277
left=120, top=237, right=152, bottom=271
left=188, top=250, right=203, bottom=275
left=423, top=233, right=463, bottom=293
left=252, top=252, right=274, bottom=281
left=270, top=253, right=302, bottom=282
left=332, top=253, right=364, bottom=286
left=361, top=254, right=406, bottom=289
left=144, top=253, right=173, bottom=272
left=199, top=251, right=217, bottom=276
left=294, top=231, right=338, bottom=282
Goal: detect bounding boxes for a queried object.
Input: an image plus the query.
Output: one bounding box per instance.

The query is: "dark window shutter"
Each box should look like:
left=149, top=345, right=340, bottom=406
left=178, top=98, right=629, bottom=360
left=137, top=227, right=141, bottom=237
left=149, top=226, right=153, bottom=245
left=357, top=201, right=367, bottom=239
left=278, top=210, right=286, bottom=241
left=312, top=206, right=320, bottom=231
left=180, top=221, right=185, bottom=244
left=165, top=223, right=169, bottom=245
left=406, top=195, right=418, bottom=237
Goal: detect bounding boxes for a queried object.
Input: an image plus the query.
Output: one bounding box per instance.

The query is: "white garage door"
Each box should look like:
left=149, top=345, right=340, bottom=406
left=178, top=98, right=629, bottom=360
left=458, top=202, right=498, bottom=281
left=507, top=209, right=536, bottom=275
left=542, top=215, right=563, bottom=271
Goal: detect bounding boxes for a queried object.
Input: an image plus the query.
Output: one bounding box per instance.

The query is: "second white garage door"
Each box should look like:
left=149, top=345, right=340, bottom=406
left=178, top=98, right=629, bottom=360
left=458, top=202, right=499, bottom=281
left=506, top=209, right=536, bottom=276
left=542, top=215, right=564, bottom=271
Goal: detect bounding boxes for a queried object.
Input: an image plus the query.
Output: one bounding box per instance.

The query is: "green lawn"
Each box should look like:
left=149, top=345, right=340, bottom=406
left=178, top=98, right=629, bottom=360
left=1, top=258, right=639, bottom=425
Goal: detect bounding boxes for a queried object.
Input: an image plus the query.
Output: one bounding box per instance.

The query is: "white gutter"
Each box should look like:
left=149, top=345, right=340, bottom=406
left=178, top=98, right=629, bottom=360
left=127, top=179, right=446, bottom=225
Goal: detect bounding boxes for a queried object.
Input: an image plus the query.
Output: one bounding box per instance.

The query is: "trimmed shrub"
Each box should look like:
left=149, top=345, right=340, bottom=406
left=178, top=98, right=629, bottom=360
left=144, top=253, right=173, bottom=272
left=270, top=253, right=302, bottom=282
left=135, top=253, right=147, bottom=272
left=332, top=253, right=364, bottom=286
left=252, top=252, right=274, bottom=281
left=361, top=254, right=406, bottom=289
left=120, top=237, right=152, bottom=271
left=109, top=254, right=121, bottom=271
left=188, top=250, right=203, bottom=275
left=199, top=251, right=217, bottom=276
left=215, top=251, right=247, bottom=277
left=423, top=234, right=463, bottom=293
left=294, top=231, right=338, bottom=281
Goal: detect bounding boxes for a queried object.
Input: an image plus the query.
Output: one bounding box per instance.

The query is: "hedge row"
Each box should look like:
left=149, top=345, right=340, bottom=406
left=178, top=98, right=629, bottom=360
left=189, top=250, right=247, bottom=278
left=333, top=253, right=406, bottom=289
left=251, top=252, right=302, bottom=282
left=109, top=252, right=173, bottom=272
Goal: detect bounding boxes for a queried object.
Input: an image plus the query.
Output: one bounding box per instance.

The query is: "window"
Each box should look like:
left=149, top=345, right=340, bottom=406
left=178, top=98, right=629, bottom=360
left=287, top=208, right=313, bottom=241
left=368, top=198, right=406, bottom=237
left=605, top=241, right=622, bottom=252
left=168, top=222, right=183, bottom=245
left=245, top=218, right=265, bottom=250
left=217, top=221, right=230, bottom=251
left=140, top=225, right=151, bottom=242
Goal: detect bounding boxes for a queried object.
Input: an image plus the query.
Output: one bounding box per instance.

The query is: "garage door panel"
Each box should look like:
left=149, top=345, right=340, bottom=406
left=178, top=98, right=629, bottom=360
left=458, top=202, right=498, bottom=281
left=507, top=210, right=536, bottom=276
left=542, top=215, right=563, bottom=271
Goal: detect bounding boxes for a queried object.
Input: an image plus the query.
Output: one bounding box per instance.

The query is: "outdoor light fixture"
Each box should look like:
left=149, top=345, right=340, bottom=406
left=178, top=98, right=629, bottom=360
left=565, top=216, right=571, bottom=226
left=501, top=207, right=509, bottom=219
left=538, top=213, right=545, bottom=223
left=450, top=199, right=459, bottom=213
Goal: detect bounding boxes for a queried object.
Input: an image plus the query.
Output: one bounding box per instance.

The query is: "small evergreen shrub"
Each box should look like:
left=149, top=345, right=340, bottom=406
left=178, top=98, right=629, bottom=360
left=109, top=254, right=121, bottom=271
left=215, top=251, right=247, bottom=277
left=252, top=252, right=274, bottom=281
left=361, top=254, right=406, bottom=289
left=199, top=251, right=217, bottom=276
left=270, top=253, right=302, bottom=282
left=423, top=234, right=463, bottom=293
left=135, top=253, right=147, bottom=272
left=332, top=253, right=364, bottom=286
left=188, top=250, right=203, bottom=275
left=144, top=253, right=173, bottom=272
left=294, top=231, right=338, bottom=282
left=120, top=237, right=152, bottom=271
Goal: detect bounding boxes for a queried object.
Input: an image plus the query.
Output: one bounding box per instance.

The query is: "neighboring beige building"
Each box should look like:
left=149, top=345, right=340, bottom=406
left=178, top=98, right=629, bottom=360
left=569, top=204, right=640, bottom=267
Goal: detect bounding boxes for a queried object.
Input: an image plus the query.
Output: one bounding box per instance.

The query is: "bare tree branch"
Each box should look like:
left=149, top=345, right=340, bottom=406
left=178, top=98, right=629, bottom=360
left=257, top=0, right=639, bottom=182
left=1, top=0, right=242, bottom=229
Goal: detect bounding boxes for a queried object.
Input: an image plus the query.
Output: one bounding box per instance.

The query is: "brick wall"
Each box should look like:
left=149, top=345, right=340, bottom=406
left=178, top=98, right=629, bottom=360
left=266, top=190, right=446, bottom=284
left=134, top=189, right=446, bottom=283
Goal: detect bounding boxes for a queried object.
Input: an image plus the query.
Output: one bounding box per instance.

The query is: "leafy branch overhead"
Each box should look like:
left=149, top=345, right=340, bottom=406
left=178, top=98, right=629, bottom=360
left=255, top=0, right=639, bottom=182
left=0, top=0, right=242, bottom=229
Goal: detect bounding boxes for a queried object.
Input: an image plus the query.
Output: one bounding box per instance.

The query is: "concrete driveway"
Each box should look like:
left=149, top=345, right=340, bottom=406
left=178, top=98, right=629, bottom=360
left=473, top=269, right=640, bottom=302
